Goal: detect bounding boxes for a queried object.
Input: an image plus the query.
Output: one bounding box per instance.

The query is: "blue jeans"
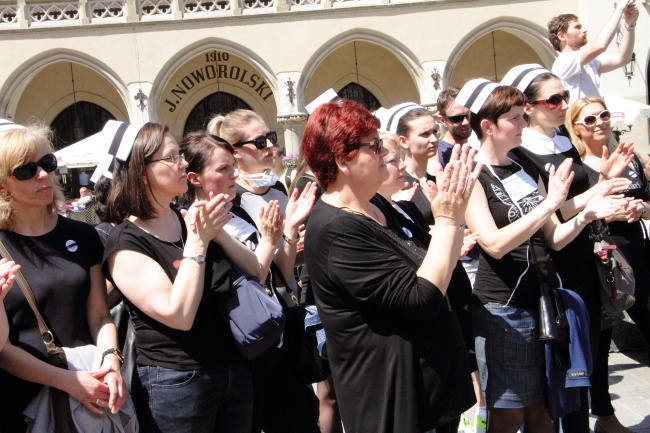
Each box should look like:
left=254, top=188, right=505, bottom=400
left=135, top=363, right=253, bottom=433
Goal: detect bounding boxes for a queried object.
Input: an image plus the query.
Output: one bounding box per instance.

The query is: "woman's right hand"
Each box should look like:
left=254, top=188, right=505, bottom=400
left=431, top=144, right=481, bottom=226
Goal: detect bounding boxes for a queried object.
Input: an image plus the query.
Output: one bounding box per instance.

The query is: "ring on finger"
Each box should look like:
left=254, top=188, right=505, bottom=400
left=96, top=398, right=102, bottom=405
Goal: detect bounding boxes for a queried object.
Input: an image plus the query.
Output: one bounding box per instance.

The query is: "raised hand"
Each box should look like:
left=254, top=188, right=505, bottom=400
left=431, top=144, right=481, bottom=226
left=460, top=229, right=479, bottom=258
left=600, top=141, right=634, bottom=180
left=285, top=181, right=317, bottom=230
left=391, top=181, right=419, bottom=202
left=545, top=158, right=574, bottom=211
left=259, top=200, right=284, bottom=246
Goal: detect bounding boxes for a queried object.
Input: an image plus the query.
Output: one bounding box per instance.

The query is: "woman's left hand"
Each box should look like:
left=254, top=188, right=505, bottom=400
left=581, top=194, right=628, bottom=223
left=391, top=181, right=419, bottom=202
left=285, top=182, right=317, bottom=230
left=600, top=141, right=634, bottom=180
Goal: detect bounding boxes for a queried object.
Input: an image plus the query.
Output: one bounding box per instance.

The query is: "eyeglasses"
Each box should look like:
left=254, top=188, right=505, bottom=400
left=346, top=138, right=383, bottom=155
left=149, top=153, right=186, bottom=165
left=444, top=113, right=470, bottom=124
left=530, top=90, right=570, bottom=109
left=574, top=110, right=611, bottom=127
left=234, top=131, right=278, bottom=150
left=12, top=154, right=58, bottom=181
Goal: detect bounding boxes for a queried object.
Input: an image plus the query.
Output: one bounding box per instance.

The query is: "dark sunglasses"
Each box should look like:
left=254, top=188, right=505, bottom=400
left=444, top=113, right=470, bottom=124
left=574, top=110, right=611, bottom=127
left=346, top=138, right=383, bottom=155
left=234, top=131, right=278, bottom=149
left=530, top=90, right=570, bottom=109
left=12, top=153, right=58, bottom=181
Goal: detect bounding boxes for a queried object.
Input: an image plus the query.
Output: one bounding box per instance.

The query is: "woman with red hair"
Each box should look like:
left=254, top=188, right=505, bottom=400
left=302, top=99, right=479, bottom=433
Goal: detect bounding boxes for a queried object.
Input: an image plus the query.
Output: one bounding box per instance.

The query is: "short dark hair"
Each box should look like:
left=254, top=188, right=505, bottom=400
left=107, top=122, right=169, bottom=222
left=548, top=14, right=578, bottom=51
left=301, top=99, right=380, bottom=190
left=179, top=131, right=234, bottom=203
left=436, top=87, right=461, bottom=117
left=469, top=86, right=527, bottom=141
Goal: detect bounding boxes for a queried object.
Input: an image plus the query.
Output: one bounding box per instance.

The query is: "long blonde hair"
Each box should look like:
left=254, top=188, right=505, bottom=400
left=566, top=96, right=609, bottom=158
left=0, top=125, right=65, bottom=230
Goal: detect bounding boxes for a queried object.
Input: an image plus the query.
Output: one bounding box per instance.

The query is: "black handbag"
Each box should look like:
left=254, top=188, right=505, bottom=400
left=529, top=240, right=569, bottom=348
left=589, top=220, right=635, bottom=313
left=0, top=241, right=79, bottom=433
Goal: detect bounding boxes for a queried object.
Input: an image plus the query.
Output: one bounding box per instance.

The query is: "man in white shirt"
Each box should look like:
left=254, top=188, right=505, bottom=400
left=548, top=0, right=638, bottom=105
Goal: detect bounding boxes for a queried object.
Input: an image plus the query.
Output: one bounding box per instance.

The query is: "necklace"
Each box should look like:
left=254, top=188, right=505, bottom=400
left=332, top=194, right=382, bottom=223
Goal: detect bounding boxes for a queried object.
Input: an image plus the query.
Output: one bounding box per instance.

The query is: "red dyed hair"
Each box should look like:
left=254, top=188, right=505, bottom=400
left=301, top=100, right=380, bottom=190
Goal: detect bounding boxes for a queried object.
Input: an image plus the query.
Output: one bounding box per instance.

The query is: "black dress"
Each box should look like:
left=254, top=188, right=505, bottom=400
left=305, top=199, right=474, bottom=433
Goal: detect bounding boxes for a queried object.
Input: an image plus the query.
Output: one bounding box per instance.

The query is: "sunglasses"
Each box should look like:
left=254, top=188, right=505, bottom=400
left=234, top=131, right=278, bottom=150
left=444, top=113, right=469, bottom=124
left=574, top=110, right=611, bottom=127
left=12, top=154, right=58, bottom=181
left=531, top=90, right=570, bottom=109
left=346, top=138, right=384, bottom=155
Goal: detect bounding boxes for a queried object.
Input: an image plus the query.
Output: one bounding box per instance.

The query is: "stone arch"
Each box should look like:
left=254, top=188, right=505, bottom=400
left=445, top=17, right=556, bottom=87
left=149, top=38, right=279, bottom=124
left=299, top=29, right=425, bottom=109
left=0, top=49, right=130, bottom=122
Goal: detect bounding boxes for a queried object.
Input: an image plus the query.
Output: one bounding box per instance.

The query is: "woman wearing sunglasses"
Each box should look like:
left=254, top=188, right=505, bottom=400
left=0, top=123, right=127, bottom=431
left=208, top=110, right=289, bottom=230
left=501, top=64, right=634, bottom=433
left=568, top=97, right=650, bottom=433
left=303, top=99, right=479, bottom=433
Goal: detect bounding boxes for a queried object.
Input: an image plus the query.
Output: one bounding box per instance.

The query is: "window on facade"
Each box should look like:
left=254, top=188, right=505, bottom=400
left=339, top=82, right=381, bottom=112
left=184, top=92, right=252, bottom=136
left=51, top=101, right=115, bottom=151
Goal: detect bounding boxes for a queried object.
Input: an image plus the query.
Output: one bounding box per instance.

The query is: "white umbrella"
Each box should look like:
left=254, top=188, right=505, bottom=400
left=604, top=93, right=650, bottom=128
left=54, top=132, right=107, bottom=168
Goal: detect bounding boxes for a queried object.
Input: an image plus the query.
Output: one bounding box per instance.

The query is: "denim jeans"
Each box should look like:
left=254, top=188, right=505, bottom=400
left=135, top=362, right=253, bottom=433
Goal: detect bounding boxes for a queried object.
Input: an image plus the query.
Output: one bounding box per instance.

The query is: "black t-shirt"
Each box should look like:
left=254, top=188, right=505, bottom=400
left=0, top=216, right=103, bottom=428
left=102, top=211, right=242, bottom=370
left=473, top=162, right=557, bottom=310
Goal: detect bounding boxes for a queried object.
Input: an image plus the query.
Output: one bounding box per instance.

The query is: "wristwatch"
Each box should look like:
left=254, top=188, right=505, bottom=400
left=183, top=255, right=206, bottom=264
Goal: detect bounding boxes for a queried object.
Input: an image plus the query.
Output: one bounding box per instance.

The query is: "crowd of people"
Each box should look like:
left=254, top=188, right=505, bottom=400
left=0, top=1, right=648, bottom=432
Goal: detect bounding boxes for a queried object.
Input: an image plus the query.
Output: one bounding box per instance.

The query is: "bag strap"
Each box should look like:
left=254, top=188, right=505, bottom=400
left=0, top=239, right=58, bottom=351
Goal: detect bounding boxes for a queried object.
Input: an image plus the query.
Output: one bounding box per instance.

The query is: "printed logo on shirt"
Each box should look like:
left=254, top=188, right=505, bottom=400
left=628, top=170, right=638, bottom=178
left=65, top=239, right=78, bottom=252
left=567, top=370, right=588, bottom=378
left=544, top=163, right=556, bottom=173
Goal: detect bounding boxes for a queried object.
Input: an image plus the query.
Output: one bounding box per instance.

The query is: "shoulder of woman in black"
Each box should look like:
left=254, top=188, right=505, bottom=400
left=370, top=194, right=431, bottom=247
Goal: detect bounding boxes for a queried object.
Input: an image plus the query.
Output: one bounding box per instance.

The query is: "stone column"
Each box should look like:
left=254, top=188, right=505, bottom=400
left=275, top=71, right=307, bottom=156
left=277, top=114, right=307, bottom=157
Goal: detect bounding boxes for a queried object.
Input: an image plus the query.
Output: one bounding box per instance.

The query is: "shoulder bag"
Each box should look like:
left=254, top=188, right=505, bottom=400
left=221, top=265, right=286, bottom=360
left=0, top=240, right=79, bottom=433
left=529, top=240, right=569, bottom=349
left=589, top=220, right=635, bottom=313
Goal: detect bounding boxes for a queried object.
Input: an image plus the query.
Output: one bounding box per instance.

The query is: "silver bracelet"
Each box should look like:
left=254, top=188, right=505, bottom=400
left=624, top=22, right=636, bottom=30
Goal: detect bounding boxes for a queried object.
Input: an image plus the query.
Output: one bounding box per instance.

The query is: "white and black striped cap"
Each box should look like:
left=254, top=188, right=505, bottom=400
left=377, top=102, right=424, bottom=134
left=0, top=119, right=25, bottom=133
left=500, top=64, right=551, bottom=92
left=456, top=79, right=500, bottom=114
left=91, top=120, right=144, bottom=182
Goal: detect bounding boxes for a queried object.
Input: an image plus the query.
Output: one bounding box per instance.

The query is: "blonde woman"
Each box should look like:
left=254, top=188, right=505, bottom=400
left=0, top=122, right=126, bottom=431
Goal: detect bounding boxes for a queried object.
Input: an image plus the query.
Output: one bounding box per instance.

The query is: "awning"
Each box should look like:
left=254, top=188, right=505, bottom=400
left=54, top=132, right=107, bottom=168
left=604, top=93, right=650, bottom=127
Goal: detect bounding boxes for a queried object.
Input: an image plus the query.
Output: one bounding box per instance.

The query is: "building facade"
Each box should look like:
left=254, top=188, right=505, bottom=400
left=1, top=0, right=649, bottom=157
